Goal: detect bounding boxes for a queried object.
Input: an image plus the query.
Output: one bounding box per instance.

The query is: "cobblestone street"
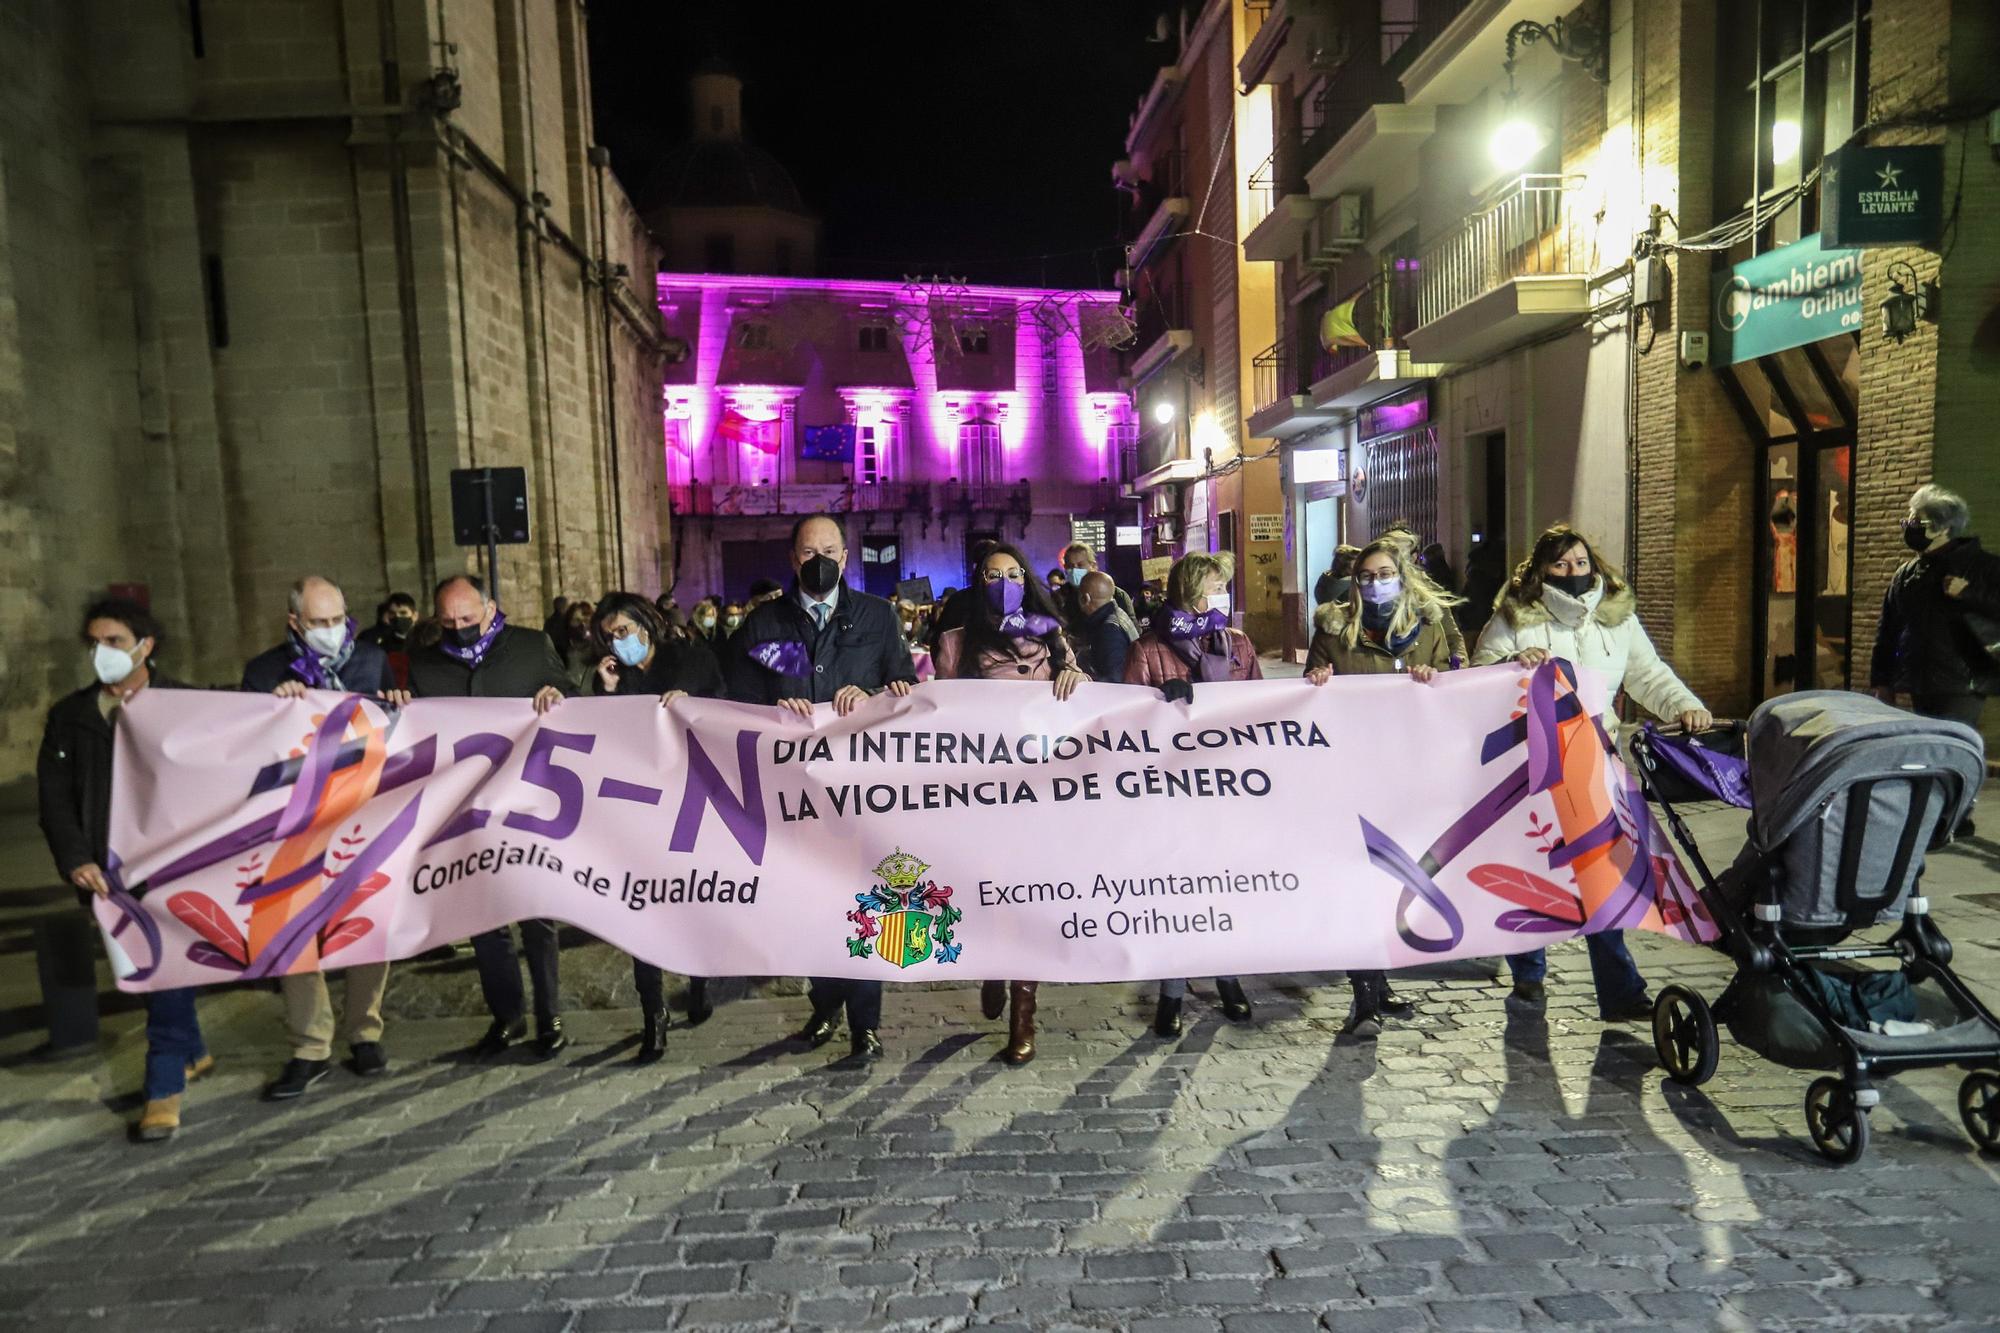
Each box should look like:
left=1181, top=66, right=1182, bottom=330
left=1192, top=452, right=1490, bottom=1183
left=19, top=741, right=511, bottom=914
left=2, top=801, right=1999, bottom=1332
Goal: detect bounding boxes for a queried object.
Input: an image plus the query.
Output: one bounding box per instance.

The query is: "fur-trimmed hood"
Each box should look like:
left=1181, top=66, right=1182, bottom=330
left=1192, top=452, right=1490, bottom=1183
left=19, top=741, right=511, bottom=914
left=1312, top=598, right=1446, bottom=638
left=1493, top=580, right=1637, bottom=631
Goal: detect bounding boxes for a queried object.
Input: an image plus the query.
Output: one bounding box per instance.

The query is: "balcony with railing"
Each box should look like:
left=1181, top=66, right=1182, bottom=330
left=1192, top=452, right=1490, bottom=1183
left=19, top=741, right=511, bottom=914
left=1405, top=174, right=1592, bottom=364
left=1129, top=282, right=1194, bottom=383
left=1128, top=149, right=1190, bottom=270
left=1300, top=52, right=1436, bottom=207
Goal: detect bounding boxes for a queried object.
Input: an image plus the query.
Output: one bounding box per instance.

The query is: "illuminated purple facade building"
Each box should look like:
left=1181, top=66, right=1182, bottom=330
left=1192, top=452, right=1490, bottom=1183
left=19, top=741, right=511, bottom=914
left=658, top=273, right=1141, bottom=601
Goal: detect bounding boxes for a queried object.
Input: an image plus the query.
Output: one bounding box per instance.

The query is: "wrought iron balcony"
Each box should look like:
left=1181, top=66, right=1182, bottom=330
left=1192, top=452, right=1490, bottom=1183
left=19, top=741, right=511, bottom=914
left=1415, top=175, right=1582, bottom=328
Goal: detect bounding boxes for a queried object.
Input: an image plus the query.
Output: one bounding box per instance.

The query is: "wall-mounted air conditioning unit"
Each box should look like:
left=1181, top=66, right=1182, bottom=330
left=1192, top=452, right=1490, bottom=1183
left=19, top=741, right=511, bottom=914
left=1302, top=193, right=1368, bottom=269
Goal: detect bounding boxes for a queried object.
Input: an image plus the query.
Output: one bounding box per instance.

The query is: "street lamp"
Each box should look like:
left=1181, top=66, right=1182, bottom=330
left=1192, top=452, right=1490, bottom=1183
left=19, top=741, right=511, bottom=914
left=1489, top=101, right=1546, bottom=171
left=1152, top=400, right=1176, bottom=425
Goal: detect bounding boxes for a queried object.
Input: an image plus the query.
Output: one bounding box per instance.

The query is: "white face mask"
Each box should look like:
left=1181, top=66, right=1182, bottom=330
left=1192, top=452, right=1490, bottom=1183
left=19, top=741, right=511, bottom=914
left=303, top=625, right=347, bottom=659
left=1206, top=589, right=1232, bottom=620
left=93, top=642, right=137, bottom=686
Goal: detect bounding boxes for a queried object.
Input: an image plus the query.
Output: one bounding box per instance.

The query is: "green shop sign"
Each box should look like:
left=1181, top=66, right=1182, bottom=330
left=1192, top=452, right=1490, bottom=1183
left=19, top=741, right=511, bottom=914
left=1822, top=143, right=1944, bottom=248
left=1711, top=233, right=1864, bottom=365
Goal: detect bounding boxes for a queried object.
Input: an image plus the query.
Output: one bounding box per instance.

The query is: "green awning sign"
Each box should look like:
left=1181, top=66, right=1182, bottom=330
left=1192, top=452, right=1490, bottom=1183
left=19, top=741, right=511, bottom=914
left=1711, top=233, right=1864, bottom=365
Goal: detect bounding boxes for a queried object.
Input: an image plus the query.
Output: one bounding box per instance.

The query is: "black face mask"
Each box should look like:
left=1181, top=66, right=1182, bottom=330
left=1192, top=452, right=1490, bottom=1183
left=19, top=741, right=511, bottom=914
left=799, top=554, right=842, bottom=597
left=1544, top=572, right=1597, bottom=599
left=1903, top=518, right=1933, bottom=552
left=448, top=623, right=484, bottom=648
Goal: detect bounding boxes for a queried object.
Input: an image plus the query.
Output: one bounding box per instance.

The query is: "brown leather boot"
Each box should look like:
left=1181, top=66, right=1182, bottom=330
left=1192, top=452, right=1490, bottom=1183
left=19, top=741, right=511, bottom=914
left=1003, top=982, right=1037, bottom=1066
left=136, top=1095, right=181, bottom=1142
left=980, top=979, right=1007, bottom=1021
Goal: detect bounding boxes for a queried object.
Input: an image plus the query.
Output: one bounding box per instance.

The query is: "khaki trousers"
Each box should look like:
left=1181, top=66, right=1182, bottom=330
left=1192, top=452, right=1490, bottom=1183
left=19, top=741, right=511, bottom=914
left=281, top=963, right=389, bottom=1060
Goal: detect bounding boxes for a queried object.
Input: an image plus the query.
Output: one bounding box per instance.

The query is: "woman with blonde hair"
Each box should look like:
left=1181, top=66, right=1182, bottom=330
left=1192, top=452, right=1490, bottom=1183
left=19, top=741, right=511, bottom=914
left=1305, top=536, right=1462, bottom=1035
left=1124, top=550, right=1262, bottom=1035
left=1473, top=522, right=1709, bottom=1021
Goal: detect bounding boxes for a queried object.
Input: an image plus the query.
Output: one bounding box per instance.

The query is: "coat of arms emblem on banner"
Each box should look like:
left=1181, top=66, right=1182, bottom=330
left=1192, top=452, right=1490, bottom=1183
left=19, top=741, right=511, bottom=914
left=847, top=849, right=963, bottom=968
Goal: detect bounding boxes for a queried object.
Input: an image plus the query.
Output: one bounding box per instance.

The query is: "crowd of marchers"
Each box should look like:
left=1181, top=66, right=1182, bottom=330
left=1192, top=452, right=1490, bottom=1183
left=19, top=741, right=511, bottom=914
left=35, top=484, right=1997, bottom=1142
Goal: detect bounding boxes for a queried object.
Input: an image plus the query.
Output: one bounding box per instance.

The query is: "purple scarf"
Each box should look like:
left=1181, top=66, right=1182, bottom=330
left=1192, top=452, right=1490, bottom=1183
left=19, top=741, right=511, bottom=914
left=440, top=608, right=508, bottom=669
left=286, top=618, right=356, bottom=689
left=1163, top=607, right=1236, bottom=683
left=996, top=609, right=1063, bottom=639
left=750, top=639, right=812, bottom=676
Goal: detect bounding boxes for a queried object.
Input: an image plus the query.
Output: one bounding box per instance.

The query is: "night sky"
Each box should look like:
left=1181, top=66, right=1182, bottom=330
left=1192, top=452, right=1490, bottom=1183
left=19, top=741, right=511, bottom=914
left=587, top=0, right=1171, bottom=291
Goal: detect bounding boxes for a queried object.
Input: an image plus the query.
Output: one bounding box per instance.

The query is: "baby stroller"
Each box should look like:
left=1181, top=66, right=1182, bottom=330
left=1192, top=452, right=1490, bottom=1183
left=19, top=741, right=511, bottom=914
left=1631, top=690, right=1998, bottom=1164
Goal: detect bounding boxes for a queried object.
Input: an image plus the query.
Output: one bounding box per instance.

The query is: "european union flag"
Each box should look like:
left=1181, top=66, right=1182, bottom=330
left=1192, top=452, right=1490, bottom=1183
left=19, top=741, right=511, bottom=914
left=801, top=424, right=856, bottom=462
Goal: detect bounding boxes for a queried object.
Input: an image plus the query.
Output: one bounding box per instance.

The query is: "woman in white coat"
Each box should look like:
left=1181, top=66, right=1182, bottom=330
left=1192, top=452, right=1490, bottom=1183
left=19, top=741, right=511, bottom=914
left=1472, top=524, right=1712, bottom=1020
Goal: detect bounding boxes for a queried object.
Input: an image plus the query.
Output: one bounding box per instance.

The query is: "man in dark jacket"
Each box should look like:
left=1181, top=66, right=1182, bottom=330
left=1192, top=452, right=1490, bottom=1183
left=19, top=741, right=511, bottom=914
left=1057, top=541, right=1137, bottom=629
left=241, top=575, right=402, bottom=1100
left=1871, top=483, right=2000, bottom=730
left=38, top=596, right=206, bottom=1141
left=410, top=574, right=576, bottom=1059
left=1076, top=571, right=1140, bottom=682
left=357, top=591, right=418, bottom=688
left=721, top=514, right=916, bottom=1067
left=242, top=576, right=399, bottom=698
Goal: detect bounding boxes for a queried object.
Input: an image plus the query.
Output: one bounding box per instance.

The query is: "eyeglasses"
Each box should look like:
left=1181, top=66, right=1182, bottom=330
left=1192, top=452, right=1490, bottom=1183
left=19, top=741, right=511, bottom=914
left=980, top=568, right=1026, bottom=583
left=603, top=623, right=642, bottom=641
left=1353, top=571, right=1399, bottom=585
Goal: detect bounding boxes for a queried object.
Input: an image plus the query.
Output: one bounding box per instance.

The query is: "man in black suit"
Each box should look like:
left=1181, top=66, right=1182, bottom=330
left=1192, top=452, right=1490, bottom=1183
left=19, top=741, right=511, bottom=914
left=722, top=514, right=917, bottom=1067
left=410, top=573, right=576, bottom=1060
left=241, top=575, right=403, bottom=1100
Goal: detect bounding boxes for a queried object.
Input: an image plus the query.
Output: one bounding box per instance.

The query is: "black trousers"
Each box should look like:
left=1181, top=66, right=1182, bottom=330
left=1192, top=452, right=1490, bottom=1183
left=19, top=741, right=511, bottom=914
left=808, top=977, right=882, bottom=1032
left=634, top=963, right=709, bottom=1015
left=473, top=919, right=560, bottom=1027
left=1912, top=693, right=1986, bottom=728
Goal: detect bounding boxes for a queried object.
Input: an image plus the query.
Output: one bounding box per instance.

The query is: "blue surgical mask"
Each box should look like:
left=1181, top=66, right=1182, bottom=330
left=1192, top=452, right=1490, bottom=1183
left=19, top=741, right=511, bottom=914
left=612, top=634, right=649, bottom=667
left=1066, top=567, right=1086, bottom=586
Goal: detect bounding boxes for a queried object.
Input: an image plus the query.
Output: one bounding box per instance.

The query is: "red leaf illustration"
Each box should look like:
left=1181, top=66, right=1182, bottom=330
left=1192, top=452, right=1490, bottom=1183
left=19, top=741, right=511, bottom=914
left=1466, top=865, right=1584, bottom=925
left=167, top=892, right=250, bottom=964
left=320, top=918, right=372, bottom=955
left=187, top=941, right=247, bottom=971
left=328, top=873, right=390, bottom=931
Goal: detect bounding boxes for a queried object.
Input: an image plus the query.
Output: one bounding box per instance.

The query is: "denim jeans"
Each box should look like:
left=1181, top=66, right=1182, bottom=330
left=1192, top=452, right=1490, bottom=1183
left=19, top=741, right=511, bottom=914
left=1507, top=930, right=1647, bottom=1015
left=143, top=987, right=206, bottom=1101
left=472, top=919, right=561, bottom=1028
left=808, top=978, right=882, bottom=1032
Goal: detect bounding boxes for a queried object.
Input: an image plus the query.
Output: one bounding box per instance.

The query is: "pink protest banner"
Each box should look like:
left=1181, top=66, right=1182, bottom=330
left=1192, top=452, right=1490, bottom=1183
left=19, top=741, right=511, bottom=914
left=95, top=661, right=1716, bottom=991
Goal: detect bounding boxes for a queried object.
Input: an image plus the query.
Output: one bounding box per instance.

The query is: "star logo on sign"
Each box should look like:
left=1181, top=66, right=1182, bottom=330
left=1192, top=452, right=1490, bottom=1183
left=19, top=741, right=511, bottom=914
left=1876, top=161, right=1903, bottom=189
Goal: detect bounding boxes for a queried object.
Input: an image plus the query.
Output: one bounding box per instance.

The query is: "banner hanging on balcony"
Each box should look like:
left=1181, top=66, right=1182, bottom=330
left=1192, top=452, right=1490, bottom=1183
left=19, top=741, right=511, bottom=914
left=94, top=665, right=1716, bottom=993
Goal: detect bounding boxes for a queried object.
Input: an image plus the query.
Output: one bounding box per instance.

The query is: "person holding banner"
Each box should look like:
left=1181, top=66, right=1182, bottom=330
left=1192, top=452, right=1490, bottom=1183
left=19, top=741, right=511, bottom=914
left=591, top=592, right=725, bottom=1061
left=1124, top=551, right=1260, bottom=1035
left=933, top=542, right=1091, bottom=1066
left=38, top=597, right=208, bottom=1141
left=1472, top=524, right=1710, bottom=1020
left=1305, top=538, right=1460, bottom=1037
left=410, top=574, right=577, bottom=1060
left=241, top=576, right=405, bottom=1101
left=722, top=514, right=917, bottom=1068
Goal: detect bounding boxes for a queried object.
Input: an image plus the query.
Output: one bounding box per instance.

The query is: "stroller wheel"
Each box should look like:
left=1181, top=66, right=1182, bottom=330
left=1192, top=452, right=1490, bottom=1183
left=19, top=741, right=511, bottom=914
left=1805, top=1077, right=1870, bottom=1165
left=1959, top=1072, right=2000, bottom=1153
left=1652, top=985, right=1719, bottom=1086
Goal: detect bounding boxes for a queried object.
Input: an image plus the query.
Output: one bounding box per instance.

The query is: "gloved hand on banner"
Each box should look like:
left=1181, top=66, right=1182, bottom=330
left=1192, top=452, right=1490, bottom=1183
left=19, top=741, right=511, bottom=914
left=1160, top=679, right=1194, bottom=705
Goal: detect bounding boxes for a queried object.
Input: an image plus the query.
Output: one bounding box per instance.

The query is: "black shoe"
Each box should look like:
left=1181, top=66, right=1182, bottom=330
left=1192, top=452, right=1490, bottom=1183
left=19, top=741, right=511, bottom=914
left=471, top=1018, right=526, bottom=1060
left=1343, top=976, right=1383, bottom=1038
left=533, top=1019, right=569, bottom=1060
left=1378, top=989, right=1416, bottom=1020
left=980, top=979, right=1008, bottom=1021
left=348, top=1042, right=389, bottom=1077
left=685, top=978, right=713, bottom=1026
left=798, top=1008, right=840, bottom=1049
left=1600, top=993, right=1653, bottom=1023
left=1215, top=978, right=1254, bottom=1023
left=1152, top=995, right=1183, bottom=1038
left=1509, top=979, right=1545, bottom=1005
left=264, top=1057, right=330, bottom=1101
left=832, top=1030, right=881, bottom=1069
left=636, top=1011, right=668, bottom=1064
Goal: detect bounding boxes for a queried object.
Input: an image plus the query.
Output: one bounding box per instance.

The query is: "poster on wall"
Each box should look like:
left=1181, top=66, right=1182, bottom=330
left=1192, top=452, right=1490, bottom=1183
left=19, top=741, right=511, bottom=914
left=1249, top=514, right=1283, bottom=543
